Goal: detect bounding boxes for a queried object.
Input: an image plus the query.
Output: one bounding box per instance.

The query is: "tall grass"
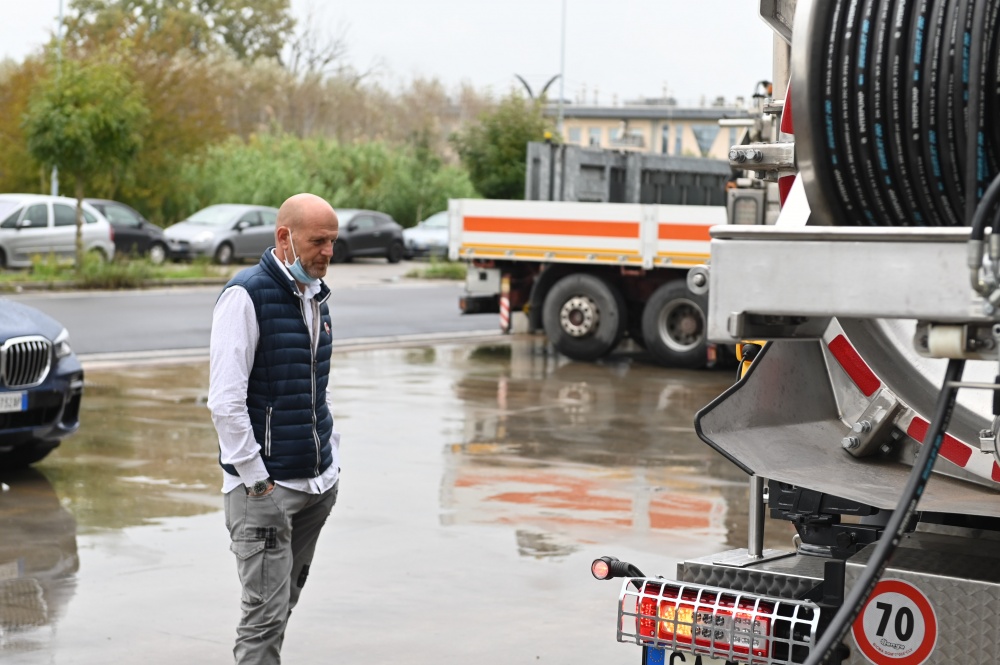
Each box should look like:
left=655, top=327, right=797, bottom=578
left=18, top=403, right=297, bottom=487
left=0, top=253, right=226, bottom=290
left=405, top=258, right=466, bottom=280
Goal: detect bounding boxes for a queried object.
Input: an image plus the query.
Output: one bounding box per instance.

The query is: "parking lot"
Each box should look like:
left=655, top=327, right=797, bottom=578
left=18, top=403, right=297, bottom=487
left=0, top=336, right=794, bottom=663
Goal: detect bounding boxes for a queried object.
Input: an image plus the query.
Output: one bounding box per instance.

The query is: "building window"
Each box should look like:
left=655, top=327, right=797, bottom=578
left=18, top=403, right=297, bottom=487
left=675, top=126, right=684, bottom=155
left=588, top=128, right=602, bottom=147
left=729, top=127, right=738, bottom=149
left=661, top=125, right=671, bottom=154
left=691, top=124, right=721, bottom=157
left=568, top=127, right=582, bottom=144
left=611, top=128, right=645, bottom=149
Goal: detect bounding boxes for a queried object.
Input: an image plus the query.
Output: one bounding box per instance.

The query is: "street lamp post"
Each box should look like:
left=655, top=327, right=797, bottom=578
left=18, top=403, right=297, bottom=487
left=557, top=0, right=566, bottom=137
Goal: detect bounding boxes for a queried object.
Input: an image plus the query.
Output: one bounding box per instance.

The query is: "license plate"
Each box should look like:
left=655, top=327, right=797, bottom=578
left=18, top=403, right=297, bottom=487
left=0, top=392, right=26, bottom=414
left=645, top=648, right=729, bottom=665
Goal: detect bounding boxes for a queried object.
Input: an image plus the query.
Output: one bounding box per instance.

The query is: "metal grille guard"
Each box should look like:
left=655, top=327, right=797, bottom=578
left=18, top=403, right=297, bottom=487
left=617, top=577, right=820, bottom=665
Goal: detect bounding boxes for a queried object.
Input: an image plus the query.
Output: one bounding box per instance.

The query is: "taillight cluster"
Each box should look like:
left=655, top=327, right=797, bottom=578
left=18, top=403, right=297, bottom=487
left=636, top=582, right=772, bottom=658
left=618, top=579, right=819, bottom=664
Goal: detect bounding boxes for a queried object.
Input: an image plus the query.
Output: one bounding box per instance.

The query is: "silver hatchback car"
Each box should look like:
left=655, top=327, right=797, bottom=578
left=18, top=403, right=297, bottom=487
left=163, top=204, right=279, bottom=264
left=0, top=194, right=117, bottom=269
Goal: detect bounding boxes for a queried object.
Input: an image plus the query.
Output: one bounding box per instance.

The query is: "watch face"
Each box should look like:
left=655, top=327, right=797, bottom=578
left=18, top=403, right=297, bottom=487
left=253, top=480, right=268, bottom=494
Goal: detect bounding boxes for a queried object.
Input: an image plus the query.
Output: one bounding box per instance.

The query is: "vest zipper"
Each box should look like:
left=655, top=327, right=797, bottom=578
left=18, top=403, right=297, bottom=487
left=302, top=298, right=322, bottom=476
left=265, top=406, right=273, bottom=457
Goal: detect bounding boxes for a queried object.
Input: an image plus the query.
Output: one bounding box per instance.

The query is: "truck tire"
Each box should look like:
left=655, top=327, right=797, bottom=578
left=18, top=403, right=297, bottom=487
left=641, top=280, right=708, bottom=368
left=543, top=274, right=626, bottom=361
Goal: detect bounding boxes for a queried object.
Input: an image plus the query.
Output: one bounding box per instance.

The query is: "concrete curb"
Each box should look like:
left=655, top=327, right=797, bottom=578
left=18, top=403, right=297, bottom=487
left=0, top=277, right=230, bottom=293
left=78, top=330, right=508, bottom=369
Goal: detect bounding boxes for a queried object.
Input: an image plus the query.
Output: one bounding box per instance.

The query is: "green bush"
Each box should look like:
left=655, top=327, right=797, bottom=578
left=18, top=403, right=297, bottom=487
left=177, top=133, right=478, bottom=227
left=405, top=258, right=467, bottom=280
left=0, top=253, right=223, bottom=289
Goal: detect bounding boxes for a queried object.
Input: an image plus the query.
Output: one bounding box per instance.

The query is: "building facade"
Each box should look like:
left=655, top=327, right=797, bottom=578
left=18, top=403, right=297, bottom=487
left=549, top=101, right=751, bottom=160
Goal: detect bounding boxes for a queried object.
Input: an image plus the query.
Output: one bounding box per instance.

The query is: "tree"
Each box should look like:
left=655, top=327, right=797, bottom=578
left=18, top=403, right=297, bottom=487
left=23, top=54, right=148, bottom=269
left=450, top=93, right=555, bottom=200
left=0, top=57, right=50, bottom=194
left=66, top=0, right=295, bottom=61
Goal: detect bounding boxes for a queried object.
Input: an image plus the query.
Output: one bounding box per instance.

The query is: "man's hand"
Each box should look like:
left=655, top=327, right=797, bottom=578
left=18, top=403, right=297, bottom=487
left=246, top=478, right=275, bottom=496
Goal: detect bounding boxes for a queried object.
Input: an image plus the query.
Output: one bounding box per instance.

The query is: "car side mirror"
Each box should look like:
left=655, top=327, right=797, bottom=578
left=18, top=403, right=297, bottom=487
left=15, top=218, right=31, bottom=230
left=235, top=220, right=249, bottom=231
left=347, top=222, right=358, bottom=232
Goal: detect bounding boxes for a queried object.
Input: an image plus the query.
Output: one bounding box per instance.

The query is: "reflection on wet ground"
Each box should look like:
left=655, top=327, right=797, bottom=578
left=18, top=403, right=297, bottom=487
left=0, top=337, right=794, bottom=664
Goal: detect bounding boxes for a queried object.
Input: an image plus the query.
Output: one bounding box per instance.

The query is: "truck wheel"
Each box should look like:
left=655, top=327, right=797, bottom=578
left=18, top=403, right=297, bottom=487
left=641, top=280, right=708, bottom=368
left=543, top=274, right=626, bottom=361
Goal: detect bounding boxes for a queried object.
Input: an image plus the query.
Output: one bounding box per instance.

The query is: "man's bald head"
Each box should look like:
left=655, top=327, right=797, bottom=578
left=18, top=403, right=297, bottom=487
left=277, top=193, right=336, bottom=233
left=274, top=193, right=339, bottom=284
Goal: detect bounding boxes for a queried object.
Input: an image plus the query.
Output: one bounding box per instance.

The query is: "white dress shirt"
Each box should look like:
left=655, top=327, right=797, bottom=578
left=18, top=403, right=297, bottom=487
left=208, top=250, right=340, bottom=494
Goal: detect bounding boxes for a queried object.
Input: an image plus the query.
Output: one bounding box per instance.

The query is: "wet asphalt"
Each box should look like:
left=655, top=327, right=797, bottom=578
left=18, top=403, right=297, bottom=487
left=0, top=335, right=795, bottom=664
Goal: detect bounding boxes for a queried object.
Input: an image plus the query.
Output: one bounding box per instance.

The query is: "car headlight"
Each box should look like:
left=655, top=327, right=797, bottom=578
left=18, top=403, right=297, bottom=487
left=54, top=328, right=73, bottom=359
left=192, top=231, right=214, bottom=245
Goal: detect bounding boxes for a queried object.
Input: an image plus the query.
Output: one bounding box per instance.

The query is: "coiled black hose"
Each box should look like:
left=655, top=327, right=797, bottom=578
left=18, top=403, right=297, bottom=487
left=800, top=0, right=1000, bottom=226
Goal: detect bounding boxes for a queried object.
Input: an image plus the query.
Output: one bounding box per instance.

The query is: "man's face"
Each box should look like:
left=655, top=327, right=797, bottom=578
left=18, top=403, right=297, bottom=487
left=287, top=211, right=339, bottom=280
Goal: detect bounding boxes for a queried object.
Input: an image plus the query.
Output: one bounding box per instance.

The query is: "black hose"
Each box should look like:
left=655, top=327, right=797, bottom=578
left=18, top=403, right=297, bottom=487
left=970, top=174, right=1000, bottom=241
left=804, top=359, right=966, bottom=665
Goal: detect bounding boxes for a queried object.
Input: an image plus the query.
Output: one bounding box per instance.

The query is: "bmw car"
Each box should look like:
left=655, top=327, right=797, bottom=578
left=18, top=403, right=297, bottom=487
left=0, top=299, right=83, bottom=468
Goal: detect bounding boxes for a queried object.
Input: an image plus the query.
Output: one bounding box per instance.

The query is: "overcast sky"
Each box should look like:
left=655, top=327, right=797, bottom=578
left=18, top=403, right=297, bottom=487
left=0, top=0, right=775, bottom=105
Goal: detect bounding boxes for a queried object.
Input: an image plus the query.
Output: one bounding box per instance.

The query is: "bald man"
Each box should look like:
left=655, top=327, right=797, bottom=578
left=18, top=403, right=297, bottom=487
left=208, top=193, right=341, bottom=664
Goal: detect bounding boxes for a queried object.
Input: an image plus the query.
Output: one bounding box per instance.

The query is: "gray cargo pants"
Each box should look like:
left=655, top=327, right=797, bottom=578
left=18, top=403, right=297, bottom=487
left=224, top=481, right=338, bottom=665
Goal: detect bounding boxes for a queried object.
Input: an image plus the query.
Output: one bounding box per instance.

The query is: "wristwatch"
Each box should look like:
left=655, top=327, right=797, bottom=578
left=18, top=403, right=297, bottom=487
left=247, top=478, right=272, bottom=496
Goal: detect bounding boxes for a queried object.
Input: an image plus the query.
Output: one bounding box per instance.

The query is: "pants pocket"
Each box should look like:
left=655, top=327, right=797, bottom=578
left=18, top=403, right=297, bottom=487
left=230, top=540, right=267, bottom=605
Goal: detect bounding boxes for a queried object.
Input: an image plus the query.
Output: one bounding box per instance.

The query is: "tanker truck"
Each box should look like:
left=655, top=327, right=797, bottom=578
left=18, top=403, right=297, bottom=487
left=590, top=1, right=1000, bottom=664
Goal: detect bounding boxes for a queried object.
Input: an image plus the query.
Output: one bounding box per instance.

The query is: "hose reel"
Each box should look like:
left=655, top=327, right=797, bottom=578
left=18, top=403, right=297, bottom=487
left=794, top=0, right=1000, bottom=227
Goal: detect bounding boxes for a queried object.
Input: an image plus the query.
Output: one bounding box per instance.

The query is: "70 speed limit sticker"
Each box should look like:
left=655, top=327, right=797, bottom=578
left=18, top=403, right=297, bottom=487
left=851, top=579, right=937, bottom=665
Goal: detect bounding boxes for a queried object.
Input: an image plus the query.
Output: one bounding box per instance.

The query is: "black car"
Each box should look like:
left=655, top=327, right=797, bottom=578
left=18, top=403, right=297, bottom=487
left=0, top=299, right=83, bottom=468
left=85, top=199, right=169, bottom=264
left=333, top=209, right=406, bottom=264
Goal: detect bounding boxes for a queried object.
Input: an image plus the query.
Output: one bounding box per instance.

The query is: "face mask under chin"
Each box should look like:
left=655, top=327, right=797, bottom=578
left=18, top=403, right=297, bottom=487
left=283, top=233, right=320, bottom=285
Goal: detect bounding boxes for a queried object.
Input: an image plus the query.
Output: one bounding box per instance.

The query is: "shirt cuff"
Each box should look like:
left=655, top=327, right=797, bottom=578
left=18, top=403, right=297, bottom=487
left=233, top=456, right=271, bottom=487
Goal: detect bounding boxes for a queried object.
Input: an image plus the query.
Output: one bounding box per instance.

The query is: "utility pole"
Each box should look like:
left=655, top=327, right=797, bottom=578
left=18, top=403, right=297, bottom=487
left=557, top=0, right=566, bottom=138
left=51, top=0, right=63, bottom=197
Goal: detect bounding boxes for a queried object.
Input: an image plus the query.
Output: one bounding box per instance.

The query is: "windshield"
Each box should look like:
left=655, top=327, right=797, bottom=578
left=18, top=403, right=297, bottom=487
left=422, top=211, right=448, bottom=229
left=186, top=205, right=244, bottom=226
left=0, top=201, right=19, bottom=221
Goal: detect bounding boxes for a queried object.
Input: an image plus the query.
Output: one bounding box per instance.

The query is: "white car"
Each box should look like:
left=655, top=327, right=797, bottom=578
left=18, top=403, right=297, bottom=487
left=0, top=194, right=116, bottom=269
left=403, top=210, right=449, bottom=258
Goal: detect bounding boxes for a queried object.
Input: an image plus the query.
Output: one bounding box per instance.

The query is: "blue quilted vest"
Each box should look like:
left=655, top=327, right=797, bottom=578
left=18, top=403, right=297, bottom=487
left=219, top=249, right=334, bottom=480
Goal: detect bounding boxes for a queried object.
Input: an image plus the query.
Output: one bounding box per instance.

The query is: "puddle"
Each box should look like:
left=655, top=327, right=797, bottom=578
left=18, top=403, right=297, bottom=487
left=0, top=337, right=793, bottom=663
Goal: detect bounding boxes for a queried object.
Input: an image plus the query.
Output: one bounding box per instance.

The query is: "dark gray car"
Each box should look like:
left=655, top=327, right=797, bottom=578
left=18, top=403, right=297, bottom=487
left=85, top=199, right=169, bottom=264
left=333, top=209, right=405, bottom=264
left=163, top=204, right=279, bottom=264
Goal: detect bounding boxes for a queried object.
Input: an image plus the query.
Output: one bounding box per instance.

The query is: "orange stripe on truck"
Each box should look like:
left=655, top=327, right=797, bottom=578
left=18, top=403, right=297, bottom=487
left=658, top=223, right=712, bottom=241
left=464, top=216, right=639, bottom=238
